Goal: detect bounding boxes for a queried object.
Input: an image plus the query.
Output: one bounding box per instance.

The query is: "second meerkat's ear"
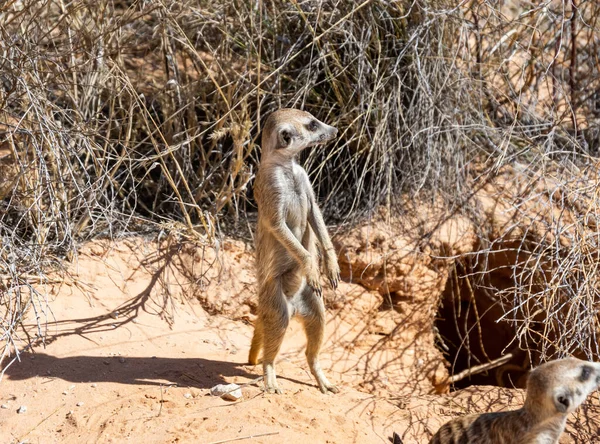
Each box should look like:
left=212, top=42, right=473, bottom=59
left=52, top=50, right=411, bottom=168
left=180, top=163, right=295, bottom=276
left=554, top=390, right=573, bottom=413
left=277, top=128, right=294, bottom=149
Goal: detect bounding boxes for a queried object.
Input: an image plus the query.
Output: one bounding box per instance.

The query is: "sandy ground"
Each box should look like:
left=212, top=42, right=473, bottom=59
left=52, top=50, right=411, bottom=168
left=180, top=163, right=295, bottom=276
left=1, top=238, right=599, bottom=443
left=1, top=285, right=397, bottom=443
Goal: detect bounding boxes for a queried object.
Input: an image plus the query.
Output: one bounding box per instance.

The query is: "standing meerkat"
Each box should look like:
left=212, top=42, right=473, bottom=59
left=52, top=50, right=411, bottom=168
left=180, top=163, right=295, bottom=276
left=428, top=357, right=600, bottom=444
left=248, top=108, right=340, bottom=394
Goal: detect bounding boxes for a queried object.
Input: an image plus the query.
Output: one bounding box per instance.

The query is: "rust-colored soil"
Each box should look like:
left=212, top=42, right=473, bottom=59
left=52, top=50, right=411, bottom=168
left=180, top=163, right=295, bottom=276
left=1, top=235, right=598, bottom=443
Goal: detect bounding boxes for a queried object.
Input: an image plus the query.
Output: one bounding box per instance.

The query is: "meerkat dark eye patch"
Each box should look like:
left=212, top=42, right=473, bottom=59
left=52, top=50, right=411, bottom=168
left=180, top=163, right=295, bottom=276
left=307, top=120, right=319, bottom=131
left=580, top=365, right=592, bottom=382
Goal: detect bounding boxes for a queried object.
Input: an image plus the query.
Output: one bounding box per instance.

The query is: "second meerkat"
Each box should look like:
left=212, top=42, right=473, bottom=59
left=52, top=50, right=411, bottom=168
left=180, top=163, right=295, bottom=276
left=249, top=108, right=340, bottom=394
left=428, top=357, right=600, bottom=444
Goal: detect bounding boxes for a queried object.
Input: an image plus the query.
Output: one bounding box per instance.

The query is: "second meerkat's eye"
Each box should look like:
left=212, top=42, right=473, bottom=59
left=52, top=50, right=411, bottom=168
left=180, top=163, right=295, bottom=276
left=580, top=365, right=592, bottom=382
left=307, top=120, right=319, bottom=131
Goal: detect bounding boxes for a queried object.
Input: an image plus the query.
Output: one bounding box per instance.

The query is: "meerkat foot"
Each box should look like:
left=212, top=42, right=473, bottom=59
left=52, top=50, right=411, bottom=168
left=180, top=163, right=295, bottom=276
left=264, top=375, right=282, bottom=394
left=265, top=385, right=283, bottom=395
left=263, top=361, right=282, bottom=394
left=319, top=382, right=339, bottom=394
left=313, top=368, right=339, bottom=394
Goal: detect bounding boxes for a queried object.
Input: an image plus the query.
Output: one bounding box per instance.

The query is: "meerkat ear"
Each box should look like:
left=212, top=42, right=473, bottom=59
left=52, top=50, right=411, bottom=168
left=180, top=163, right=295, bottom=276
left=554, top=391, right=572, bottom=413
left=277, top=128, right=293, bottom=149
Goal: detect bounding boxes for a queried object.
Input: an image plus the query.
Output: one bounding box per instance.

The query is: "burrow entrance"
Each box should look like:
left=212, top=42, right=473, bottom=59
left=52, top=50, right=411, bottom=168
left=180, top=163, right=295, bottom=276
left=434, top=254, right=539, bottom=390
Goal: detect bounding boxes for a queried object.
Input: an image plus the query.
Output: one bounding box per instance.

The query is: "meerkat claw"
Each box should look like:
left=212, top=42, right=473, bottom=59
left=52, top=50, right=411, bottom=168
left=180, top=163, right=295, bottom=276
left=315, top=285, right=322, bottom=297
left=329, top=273, right=340, bottom=289
left=308, top=280, right=322, bottom=296
left=329, top=385, right=340, bottom=394
left=265, top=386, right=283, bottom=395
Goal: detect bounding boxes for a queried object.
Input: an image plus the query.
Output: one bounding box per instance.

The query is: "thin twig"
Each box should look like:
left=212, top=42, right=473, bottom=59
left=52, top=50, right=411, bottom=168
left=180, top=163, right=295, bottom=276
left=16, top=403, right=66, bottom=442
left=206, top=431, right=279, bottom=444
left=447, top=354, right=514, bottom=385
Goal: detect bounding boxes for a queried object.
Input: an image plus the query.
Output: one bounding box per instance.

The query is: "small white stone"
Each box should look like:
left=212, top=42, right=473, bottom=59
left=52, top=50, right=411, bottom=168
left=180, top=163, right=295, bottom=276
left=0, top=404, right=8, bottom=409
left=183, top=393, right=192, bottom=399
left=91, top=384, right=97, bottom=388
left=210, top=384, right=242, bottom=401
left=76, top=402, right=84, bottom=407
left=62, top=391, right=68, bottom=395
left=17, top=406, right=27, bottom=414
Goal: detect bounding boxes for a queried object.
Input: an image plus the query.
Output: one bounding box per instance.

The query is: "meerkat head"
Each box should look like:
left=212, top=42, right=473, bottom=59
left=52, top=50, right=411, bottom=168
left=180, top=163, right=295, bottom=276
left=261, top=108, right=337, bottom=160
left=524, top=358, right=600, bottom=417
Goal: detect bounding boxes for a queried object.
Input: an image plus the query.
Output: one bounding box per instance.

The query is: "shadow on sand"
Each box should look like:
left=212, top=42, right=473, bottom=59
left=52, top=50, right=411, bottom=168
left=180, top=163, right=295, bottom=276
left=3, top=353, right=255, bottom=390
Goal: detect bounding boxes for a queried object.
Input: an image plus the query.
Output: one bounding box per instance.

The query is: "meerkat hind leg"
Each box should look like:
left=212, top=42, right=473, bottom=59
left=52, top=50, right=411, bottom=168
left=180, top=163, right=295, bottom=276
left=295, top=285, right=339, bottom=394
left=259, top=279, right=290, bottom=394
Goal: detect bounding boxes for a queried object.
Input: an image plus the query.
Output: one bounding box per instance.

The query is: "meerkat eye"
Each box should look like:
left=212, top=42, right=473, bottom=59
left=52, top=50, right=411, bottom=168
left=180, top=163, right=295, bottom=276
left=307, top=120, right=319, bottom=131
left=580, top=365, right=592, bottom=382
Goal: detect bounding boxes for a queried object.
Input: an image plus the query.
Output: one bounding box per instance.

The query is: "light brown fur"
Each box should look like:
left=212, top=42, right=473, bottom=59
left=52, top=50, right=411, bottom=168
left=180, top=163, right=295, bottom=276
left=428, top=358, right=600, bottom=444
left=248, top=108, right=340, bottom=394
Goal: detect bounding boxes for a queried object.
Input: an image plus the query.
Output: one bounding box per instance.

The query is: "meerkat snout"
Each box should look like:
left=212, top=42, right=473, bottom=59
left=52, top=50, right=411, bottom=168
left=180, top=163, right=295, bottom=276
left=318, top=125, right=337, bottom=142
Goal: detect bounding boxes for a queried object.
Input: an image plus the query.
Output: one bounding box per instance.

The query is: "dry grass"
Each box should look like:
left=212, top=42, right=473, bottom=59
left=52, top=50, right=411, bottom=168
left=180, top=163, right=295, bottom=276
left=1, top=0, right=600, bottom=374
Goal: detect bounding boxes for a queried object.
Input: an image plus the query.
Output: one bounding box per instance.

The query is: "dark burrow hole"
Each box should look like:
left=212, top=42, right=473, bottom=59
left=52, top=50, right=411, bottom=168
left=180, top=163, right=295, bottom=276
left=434, top=259, right=535, bottom=390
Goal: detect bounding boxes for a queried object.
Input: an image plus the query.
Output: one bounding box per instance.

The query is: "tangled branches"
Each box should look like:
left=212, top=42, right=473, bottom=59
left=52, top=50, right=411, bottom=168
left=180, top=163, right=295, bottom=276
left=1, top=0, right=600, bottom=370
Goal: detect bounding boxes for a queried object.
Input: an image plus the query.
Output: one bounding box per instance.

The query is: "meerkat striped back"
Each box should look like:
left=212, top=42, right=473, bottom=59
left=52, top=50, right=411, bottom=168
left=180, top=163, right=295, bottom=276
left=430, top=412, right=525, bottom=444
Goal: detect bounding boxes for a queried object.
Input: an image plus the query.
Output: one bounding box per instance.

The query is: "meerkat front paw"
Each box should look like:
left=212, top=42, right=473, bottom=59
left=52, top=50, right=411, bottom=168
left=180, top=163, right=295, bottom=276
left=325, top=254, right=341, bottom=289
left=304, top=257, right=322, bottom=296
left=306, top=271, right=322, bottom=297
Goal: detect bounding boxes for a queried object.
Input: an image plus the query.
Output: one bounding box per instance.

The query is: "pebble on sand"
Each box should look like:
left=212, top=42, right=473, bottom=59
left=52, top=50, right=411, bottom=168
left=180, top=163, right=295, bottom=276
left=210, top=383, right=242, bottom=401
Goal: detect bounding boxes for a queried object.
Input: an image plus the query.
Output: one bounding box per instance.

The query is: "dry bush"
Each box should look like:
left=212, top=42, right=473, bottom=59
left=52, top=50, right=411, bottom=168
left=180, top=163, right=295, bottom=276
left=1, top=0, right=600, bottom=375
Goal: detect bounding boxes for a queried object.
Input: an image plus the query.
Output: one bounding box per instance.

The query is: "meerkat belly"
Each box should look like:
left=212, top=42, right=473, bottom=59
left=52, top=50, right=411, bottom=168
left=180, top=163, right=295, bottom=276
left=284, top=190, right=309, bottom=240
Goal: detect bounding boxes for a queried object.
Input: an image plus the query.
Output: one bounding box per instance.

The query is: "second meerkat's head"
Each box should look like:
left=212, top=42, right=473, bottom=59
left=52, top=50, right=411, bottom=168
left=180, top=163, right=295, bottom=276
left=524, top=357, right=600, bottom=417
left=261, top=108, right=338, bottom=160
